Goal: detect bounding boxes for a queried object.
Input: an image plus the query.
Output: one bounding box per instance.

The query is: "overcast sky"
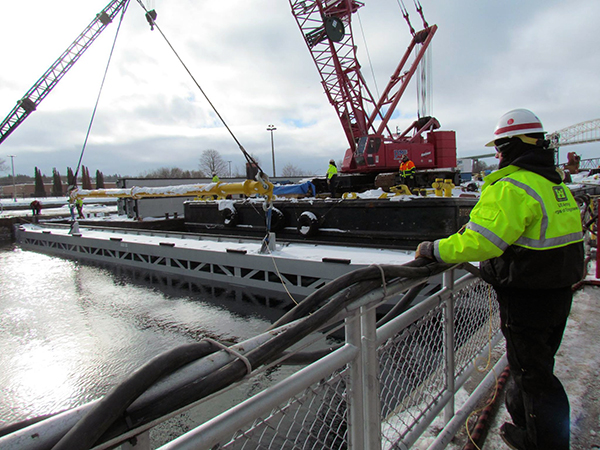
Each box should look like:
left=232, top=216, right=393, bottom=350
left=0, top=0, right=598, bottom=179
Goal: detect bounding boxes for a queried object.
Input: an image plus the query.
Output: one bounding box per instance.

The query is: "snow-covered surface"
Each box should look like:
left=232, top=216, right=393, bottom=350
left=0, top=196, right=117, bottom=219
left=19, top=223, right=416, bottom=266
left=570, top=170, right=600, bottom=186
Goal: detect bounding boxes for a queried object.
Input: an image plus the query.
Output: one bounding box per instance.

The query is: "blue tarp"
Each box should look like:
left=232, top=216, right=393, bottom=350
left=272, top=181, right=315, bottom=196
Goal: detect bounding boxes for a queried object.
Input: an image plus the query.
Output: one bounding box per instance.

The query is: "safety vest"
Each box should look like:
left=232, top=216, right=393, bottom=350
left=212, top=175, right=219, bottom=182
left=327, top=164, right=338, bottom=179
left=399, top=160, right=416, bottom=178
left=434, top=165, right=583, bottom=287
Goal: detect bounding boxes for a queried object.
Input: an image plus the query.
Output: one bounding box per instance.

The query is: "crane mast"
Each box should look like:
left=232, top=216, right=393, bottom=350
left=0, top=0, right=130, bottom=145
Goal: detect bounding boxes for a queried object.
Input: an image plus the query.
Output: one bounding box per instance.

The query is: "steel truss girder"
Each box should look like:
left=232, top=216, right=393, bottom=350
left=548, top=118, right=600, bottom=148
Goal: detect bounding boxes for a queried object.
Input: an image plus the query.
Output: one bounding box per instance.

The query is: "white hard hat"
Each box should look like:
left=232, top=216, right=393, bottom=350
left=485, top=108, right=546, bottom=147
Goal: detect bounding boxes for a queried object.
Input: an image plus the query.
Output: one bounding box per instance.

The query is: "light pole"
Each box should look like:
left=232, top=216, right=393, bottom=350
left=227, top=160, right=232, bottom=178
left=8, top=155, right=16, bottom=202
left=267, top=124, right=277, bottom=177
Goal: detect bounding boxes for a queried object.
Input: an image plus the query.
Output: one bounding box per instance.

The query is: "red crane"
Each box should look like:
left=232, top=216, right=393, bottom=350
left=290, top=0, right=458, bottom=188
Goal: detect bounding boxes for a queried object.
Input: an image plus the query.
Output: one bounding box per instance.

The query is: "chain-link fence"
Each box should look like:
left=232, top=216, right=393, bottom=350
left=159, top=270, right=502, bottom=450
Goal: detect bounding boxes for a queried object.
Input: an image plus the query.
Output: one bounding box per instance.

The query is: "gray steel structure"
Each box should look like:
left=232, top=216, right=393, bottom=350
left=15, top=223, right=375, bottom=299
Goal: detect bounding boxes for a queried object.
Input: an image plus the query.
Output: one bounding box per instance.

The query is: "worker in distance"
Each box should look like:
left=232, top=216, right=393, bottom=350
left=416, top=108, right=584, bottom=450
left=399, top=153, right=416, bottom=189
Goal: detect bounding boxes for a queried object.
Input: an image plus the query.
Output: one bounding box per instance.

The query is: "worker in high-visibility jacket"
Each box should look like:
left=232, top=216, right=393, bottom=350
left=399, top=154, right=416, bottom=188
left=326, top=159, right=338, bottom=197
left=416, top=109, right=583, bottom=450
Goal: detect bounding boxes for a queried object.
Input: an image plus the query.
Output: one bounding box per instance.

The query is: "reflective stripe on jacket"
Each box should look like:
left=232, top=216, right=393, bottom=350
left=434, top=165, right=584, bottom=288
left=399, top=160, right=416, bottom=178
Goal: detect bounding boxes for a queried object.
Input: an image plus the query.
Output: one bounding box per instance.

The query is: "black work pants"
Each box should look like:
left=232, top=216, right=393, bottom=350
left=495, top=286, right=573, bottom=449
left=328, top=174, right=338, bottom=197
left=401, top=175, right=415, bottom=189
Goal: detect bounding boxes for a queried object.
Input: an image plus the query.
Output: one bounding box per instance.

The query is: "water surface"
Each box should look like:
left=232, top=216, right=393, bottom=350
left=0, top=244, right=290, bottom=434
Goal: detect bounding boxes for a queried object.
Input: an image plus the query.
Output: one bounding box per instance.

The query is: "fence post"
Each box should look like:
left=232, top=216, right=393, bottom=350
left=346, top=309, right=365, bottom=449
left=362, top=302, right=382, bottom=450
left=443, top=269, right=456, bottom=423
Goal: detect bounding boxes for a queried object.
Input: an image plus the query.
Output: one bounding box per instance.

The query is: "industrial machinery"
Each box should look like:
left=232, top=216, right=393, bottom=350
left=290, top=0, right=459, bottom=191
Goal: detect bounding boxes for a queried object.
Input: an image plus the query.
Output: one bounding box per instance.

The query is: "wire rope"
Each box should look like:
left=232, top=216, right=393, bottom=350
left=134, top=0, right=265, bottom=175
left=356, top=11, right=380, bottom=101
left=73, top=0, right=130, bottom=185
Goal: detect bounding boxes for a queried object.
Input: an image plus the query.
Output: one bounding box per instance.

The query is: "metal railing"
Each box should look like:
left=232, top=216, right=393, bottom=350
left=158, top=267, right=502, bottom=450
left=0, top=263, right=503, bottom=450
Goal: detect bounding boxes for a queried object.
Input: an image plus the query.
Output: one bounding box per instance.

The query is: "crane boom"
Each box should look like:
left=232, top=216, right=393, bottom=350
left=0, top=0, right=129, bottom=145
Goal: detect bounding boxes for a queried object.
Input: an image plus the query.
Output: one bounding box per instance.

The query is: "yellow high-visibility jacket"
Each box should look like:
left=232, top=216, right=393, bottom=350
left=434, top=164, right=584, bottom=288
left=327, top=164, right=338, bottom=180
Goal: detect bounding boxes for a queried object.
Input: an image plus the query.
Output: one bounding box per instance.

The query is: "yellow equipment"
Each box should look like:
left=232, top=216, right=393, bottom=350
left=69, top=180, right=274, bottom=202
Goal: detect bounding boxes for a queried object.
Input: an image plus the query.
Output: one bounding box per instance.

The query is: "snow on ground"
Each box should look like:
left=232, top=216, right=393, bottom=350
left=0, top=196, right=117, bottom=219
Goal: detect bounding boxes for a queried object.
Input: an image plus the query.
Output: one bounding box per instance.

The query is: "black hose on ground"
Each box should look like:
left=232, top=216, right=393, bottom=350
left=277, top=280, right=428, bottom=365
left=278, top=281, right=429, bottom=365
left=116, top=262, right=454, bottom=434
left=51, top=341, right=221, bottom=450
left=111, top=278, right=384, bottom=439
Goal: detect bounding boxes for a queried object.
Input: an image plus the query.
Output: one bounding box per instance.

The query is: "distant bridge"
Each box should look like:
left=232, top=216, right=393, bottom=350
left=548, top=119, right=600, bottom=148
left=459, top=118, right=600, bottom=164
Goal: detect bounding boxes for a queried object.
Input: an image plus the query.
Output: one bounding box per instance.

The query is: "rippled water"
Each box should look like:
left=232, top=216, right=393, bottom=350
left=0, top=244, right=291, bottom=437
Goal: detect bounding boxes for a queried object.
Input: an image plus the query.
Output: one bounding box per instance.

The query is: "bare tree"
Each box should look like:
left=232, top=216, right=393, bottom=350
left=473, top=160, right=498, bottom=173
left=141, top=167, right=205, bottom=178
left=281, top=163, right=303, bottom=177
left=199, top=149, right=228, bottom=177
left=0, top=158, right=7, bottom=172
left=249, top=154, right=261, bottom=166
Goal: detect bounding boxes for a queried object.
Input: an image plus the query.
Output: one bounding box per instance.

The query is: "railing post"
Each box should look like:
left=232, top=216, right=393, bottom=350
left=443, top=269, right=456, bottom=423
left=346, top=309, right=365, bottom=449
left=362, top=302, right=382, bottom=450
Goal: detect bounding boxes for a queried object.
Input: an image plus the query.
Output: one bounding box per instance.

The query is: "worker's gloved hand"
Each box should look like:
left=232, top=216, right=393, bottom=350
left=415, top=241, right=435, bottom=260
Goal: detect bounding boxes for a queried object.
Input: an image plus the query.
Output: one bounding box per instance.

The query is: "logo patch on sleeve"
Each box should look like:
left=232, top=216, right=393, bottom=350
left=552, top=186, right=568, bottom=203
